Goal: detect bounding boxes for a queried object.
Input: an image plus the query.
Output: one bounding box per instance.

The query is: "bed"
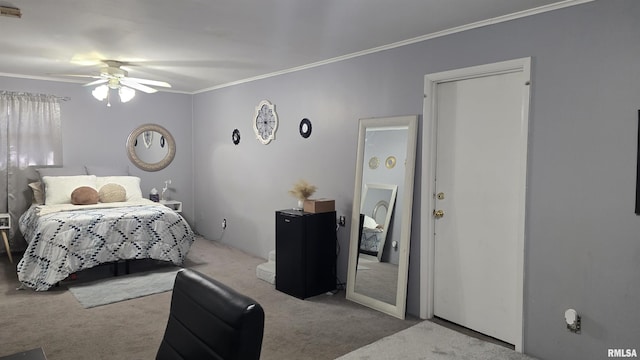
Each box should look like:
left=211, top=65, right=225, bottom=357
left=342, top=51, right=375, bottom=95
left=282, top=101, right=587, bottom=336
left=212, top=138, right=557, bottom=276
left=16, top=174, right=195, bottom=291
left=359, top=214, right=384, bottom=255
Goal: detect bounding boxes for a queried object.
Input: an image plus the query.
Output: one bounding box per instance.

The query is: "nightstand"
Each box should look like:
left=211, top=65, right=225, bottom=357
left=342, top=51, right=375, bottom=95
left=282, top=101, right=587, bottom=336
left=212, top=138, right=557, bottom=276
left=160, top=200, right=182, bottom=213
left=0, top=213, right=12, bottom=264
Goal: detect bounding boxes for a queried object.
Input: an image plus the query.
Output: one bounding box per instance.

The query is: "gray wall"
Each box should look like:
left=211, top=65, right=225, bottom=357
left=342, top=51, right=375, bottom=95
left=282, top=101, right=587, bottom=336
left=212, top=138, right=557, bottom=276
left=193, top=1, right=640, bottom=359
left=1, top=0, right=638, bottom=358
left=0, top=77, right=195, bottom=228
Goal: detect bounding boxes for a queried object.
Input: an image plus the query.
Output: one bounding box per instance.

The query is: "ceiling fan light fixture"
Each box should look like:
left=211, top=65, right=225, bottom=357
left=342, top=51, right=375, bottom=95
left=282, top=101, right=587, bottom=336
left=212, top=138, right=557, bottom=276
left=119, top=86, right=136, bottom=103
left=79, top=60, right=169, bottom=105
left=92, top=84, right=109, bottom=101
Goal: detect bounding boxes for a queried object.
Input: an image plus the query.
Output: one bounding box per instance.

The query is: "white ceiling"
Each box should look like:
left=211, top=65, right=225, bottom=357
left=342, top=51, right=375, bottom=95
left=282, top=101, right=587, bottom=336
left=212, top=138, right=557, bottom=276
left=0, top=0, right=585, bottom=93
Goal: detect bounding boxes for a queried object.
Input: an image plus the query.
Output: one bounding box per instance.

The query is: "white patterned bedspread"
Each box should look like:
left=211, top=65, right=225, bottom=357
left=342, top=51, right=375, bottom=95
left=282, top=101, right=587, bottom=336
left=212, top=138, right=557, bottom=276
left=17, top=202, right=195, bottom=291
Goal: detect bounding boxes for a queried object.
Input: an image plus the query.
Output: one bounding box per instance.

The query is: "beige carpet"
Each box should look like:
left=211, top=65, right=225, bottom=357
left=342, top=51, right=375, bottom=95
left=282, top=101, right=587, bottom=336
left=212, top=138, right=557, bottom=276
left=0, top=237, right=419, bottom=359
left=0, top=237, right=532, bottom=359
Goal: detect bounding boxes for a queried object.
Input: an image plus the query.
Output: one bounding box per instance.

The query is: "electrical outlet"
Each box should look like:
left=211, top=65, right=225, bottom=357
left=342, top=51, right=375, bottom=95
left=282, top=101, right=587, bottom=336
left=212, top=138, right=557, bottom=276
left=338, top=216, right=346, bottom=227
left=222, top=218, right=227, bottom=229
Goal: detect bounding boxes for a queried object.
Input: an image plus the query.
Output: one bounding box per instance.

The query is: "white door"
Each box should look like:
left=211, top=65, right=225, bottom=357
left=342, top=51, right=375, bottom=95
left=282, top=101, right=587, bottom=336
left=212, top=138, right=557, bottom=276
left=431, top=66, right=528, bottom=345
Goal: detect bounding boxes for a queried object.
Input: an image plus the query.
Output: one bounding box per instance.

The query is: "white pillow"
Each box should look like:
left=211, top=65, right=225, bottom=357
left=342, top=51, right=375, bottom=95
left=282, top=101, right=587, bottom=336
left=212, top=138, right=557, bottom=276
left=37, top=166, right=87, bottom=179
left=28, top=181, right=45, bottom=205
left=363, top=215, right=382, bottom=230
left=96, top=176, right=143, bottom=201
left=42, top=175, right=97, bottom=205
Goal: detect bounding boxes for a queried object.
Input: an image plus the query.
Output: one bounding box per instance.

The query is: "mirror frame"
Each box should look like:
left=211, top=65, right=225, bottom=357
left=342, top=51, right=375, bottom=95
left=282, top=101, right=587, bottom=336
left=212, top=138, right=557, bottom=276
left=346, top=115, right=418, bottom=319
left=126, top=123, right=176, bottom=172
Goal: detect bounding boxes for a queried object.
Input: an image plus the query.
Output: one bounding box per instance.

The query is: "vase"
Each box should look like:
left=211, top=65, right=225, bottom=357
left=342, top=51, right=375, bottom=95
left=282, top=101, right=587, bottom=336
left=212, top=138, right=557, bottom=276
left=296, top=199, right=304, bottom=210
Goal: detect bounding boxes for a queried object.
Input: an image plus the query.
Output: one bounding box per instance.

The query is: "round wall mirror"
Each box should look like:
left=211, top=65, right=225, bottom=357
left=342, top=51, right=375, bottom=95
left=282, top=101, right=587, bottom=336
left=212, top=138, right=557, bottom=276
left=126, top=123, right=176, bottom=171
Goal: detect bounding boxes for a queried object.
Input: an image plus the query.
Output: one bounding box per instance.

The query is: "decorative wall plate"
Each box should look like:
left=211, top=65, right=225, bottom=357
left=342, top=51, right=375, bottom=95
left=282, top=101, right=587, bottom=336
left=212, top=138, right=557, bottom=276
left=253, top=100, right=278, bottom=144
left=385, top=156, right=397, bottom=169
left=299, top=118, right=312, bottom=138
left=232, top=129, right=241, bottom=145
left=368, top=156, right=379, bottom=169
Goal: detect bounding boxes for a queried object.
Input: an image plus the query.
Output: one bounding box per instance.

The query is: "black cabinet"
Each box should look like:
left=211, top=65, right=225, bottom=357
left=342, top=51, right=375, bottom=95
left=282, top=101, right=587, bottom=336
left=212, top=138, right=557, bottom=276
left=275, top=209, right=337, bottom=299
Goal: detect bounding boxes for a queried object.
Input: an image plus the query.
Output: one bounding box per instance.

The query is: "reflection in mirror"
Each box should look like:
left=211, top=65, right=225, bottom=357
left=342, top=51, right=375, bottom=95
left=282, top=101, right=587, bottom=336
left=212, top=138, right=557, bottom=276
left=356, top=183, right=398, bottom=305
left=359, top=183, right=397, bottom=262
left=135, top=131, right=169, bottom=164
left=346, top=115, right=418, bottom=319
left=127, top=124, right=176, bottom=172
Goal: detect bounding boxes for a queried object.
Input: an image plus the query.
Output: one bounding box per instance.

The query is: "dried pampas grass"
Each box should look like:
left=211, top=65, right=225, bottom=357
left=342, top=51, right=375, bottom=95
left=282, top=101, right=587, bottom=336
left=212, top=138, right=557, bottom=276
left=288, top=179, right=317, bottom=200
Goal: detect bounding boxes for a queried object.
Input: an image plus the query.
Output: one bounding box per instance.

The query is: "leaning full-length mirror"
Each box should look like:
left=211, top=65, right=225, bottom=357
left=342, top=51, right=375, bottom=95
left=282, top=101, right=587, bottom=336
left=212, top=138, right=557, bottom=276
left=346, top=115, right=418, bottom=319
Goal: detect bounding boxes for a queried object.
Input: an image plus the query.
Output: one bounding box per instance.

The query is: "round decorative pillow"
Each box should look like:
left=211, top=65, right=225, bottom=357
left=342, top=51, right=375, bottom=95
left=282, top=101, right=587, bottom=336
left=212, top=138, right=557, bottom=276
left=99, top=183, right=127, bottom=203
left=71, top=186, right=99, bottom=205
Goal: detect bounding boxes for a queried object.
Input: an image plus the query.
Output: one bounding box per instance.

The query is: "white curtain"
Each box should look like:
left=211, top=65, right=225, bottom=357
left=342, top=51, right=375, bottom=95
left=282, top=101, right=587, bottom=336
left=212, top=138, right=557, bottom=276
left=0, top=91, right=62, bottom=251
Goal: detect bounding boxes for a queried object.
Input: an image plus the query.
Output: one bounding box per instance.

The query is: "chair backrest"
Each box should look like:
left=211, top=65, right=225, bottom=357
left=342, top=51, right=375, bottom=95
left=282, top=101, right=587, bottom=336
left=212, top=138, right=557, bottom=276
left=156, top=269, right=265, bottom=360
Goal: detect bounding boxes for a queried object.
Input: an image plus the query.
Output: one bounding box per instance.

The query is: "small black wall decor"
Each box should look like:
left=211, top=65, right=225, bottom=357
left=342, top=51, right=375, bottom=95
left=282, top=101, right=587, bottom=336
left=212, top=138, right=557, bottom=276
left=636, top=110, right=640, bottom=214
left=299, top=118, right=312, bottom=138
left=232, top=129, right=241, bottom=145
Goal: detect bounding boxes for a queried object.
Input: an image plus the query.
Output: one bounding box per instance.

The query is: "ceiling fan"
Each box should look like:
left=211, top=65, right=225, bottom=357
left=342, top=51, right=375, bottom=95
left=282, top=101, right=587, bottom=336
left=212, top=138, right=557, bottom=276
left=58, top=60, right=171, bottom=105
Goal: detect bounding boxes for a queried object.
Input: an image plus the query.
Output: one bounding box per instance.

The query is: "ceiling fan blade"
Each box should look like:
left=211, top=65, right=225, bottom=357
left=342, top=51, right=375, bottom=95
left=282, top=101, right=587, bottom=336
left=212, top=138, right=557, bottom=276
left=120, top=79, right=158, bottom=93
left=83, top=78, right=108, bottom=87
left=126, top=77, right=171, bottom=88
left=50, top=74, right=102, bottom=79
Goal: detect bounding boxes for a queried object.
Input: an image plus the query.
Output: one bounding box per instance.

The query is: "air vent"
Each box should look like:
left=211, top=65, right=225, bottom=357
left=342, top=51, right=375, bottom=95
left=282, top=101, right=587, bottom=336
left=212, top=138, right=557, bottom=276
left=0, top=6, right=21, bottom=18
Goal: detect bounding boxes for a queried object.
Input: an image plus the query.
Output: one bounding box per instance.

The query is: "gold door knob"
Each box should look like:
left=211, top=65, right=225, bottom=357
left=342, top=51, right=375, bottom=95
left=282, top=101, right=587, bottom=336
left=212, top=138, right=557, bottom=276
left=433, top=209, right=444, bottom=219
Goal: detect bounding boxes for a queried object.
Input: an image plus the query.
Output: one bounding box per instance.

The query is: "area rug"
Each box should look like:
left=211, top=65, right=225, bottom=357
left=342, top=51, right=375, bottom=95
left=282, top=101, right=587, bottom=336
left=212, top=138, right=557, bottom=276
left=336, top=320, right=537, bottom=360
left=68, top=267, right=181, bottom=308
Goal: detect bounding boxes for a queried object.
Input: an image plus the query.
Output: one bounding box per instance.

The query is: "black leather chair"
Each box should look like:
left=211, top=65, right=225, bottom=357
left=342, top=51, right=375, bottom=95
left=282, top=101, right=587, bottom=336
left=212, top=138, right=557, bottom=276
left=156, top=269, right=265, bottom=360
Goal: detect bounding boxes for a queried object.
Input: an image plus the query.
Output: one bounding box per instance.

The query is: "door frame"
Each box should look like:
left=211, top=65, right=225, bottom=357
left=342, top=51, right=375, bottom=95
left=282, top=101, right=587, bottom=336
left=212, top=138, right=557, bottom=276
left=419, top=58, right=531, bottom=352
